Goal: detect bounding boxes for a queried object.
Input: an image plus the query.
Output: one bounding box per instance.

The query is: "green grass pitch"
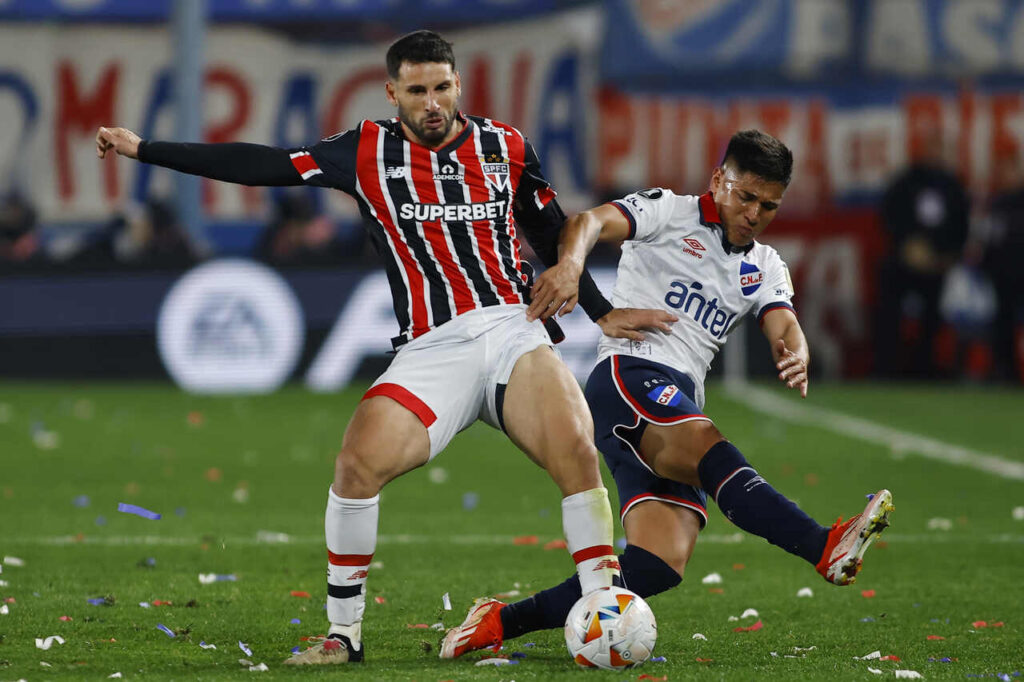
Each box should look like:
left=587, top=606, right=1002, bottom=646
left=1, top=380, right=1022, bottom=680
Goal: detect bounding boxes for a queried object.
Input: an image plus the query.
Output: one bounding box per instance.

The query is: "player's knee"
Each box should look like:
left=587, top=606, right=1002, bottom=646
left=334, top=448, right=384, bottom=497
left=548, top=434, right=602, bottom=492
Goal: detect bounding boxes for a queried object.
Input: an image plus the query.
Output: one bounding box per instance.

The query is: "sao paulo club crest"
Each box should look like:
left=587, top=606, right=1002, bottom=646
left=481, top=153, right=510, bottom=193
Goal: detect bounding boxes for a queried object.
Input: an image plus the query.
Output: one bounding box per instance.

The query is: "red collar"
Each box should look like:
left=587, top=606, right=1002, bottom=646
left=697, top=191, right=721, bottom=226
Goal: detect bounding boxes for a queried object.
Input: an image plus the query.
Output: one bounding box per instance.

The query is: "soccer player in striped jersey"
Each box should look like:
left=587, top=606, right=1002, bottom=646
left=96, top=30, right=665, bottom=665
left=440, top=130, right=895, bottom=659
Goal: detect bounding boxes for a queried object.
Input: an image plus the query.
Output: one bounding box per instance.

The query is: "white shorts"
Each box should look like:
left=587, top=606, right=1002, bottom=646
left=363, top=304, right=554, bottom=458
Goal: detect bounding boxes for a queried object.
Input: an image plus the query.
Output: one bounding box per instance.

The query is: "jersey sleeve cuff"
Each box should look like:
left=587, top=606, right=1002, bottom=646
left=609, top=201, right=637, bottom=239
left=757, top=302, right=796, bottom=325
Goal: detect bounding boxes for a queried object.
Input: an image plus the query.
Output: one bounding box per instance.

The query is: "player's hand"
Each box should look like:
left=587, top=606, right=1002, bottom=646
left=775, top=338, right=808, bottom=398
left=96, top=126, right=141, bottom=160
left=526, top=259, right=582, bottom=321
left=597, top=308, right=677, bottom=342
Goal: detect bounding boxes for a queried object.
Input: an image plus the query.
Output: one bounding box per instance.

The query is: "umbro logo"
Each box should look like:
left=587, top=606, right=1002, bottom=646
left=683, top=238, right=705, bottom=260
left=347, top=569, right=368, bottom=580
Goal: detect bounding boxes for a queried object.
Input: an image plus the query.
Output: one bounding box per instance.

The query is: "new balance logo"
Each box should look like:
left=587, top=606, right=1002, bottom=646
left=346, top=569, right=368, bottom=580
left=384, top=166, right=407, bottom=180
left=593, top=559, right=621, bottom=572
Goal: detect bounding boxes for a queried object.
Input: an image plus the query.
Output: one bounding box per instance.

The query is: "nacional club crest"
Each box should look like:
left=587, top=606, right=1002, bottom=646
left=739, top=261, right=764, bottom=296
left=481, top=153, right=510, bottom=193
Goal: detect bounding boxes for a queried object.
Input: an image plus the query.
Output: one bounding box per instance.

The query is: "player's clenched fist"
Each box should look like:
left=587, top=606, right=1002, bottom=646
left=96, top=126, right=141, bottom=160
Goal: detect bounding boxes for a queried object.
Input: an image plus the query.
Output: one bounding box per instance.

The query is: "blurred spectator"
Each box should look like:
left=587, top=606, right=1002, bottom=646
left=65, top=199, right=198, bottom=270
left=980, top=155, right=1024, bottom=382
left=0, top=191, right=44, bottom=271
left=875, top=141, right=970, bottom=378
left=257, top=192, right=363, bottom=267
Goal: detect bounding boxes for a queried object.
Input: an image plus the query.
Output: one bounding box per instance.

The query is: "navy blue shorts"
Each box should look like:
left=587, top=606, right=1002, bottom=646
left=584, top=355, right=710, bottom=528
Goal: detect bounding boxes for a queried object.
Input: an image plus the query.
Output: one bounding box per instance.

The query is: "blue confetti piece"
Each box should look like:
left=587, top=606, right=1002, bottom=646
left=290, top=618, right=301, bottom=624
left=462, top=492, right=479, bottom=510
left=174, top=507, right=187, bottom=518
left=866, top=493, right=875, bottom=500
left=117, top=503, right=161, bottom=520
left=651, top=656, right=667, bottom=662
left=95, top=515, right=107, bottom=526
left=860, top=617, right=875, bottom=622
left=290, top=646, right=300, bottom=654
left=510, top=652, right=526, bottom=658
left=940, top=658, right=952, bottom=663
left=87, top=598, right=106, bottom=606
left=239, top=641, right=252, bottom=656
left=524, top=642, right=536, bottom=648
left=1000, top=675, right=1012, bottom=682
left=156, top=623, right=175, bottom=637
left=930, top=618, right=939, bottom=623
left=72, top=495, right=90, bottom=508
left=144, top=558, right=157, bottom=567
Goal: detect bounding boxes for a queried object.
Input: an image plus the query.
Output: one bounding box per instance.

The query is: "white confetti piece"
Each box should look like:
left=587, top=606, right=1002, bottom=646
left=249, top=663, right=269, bottom=672
left=430, top=622, right=445, bottom=631
left=2, top=556, right=24, bottom=567
left=741, top=608, right=759, bottom=619
left=856, top=651, right=882, bottom=660
left=108, top=673, right=123, bottom=679
left=0, top=604, right=8, bottom=615
left=255, top=530, right=290, bottom=544
left=1012, top=506, right=1024, bottom=521
left=728, top=615, right=739, bottom=622
left=239, top=641, right=252, bottom=656
left=239, top=659, right=253, bottom=666
left=475, top=658, right=512, bottom=666
left=926, top=517, right=952, bottom=531
left=35, top=635, right=65, bottom=650
left=199, top=641, right=218, bottom=650
left=797, top=587, right=814, bottom=597
left=895, top=671, right=922, bottom=679
left=442, top=592, right=452, bottom=611
left=868, top=667, right=882, bottom=674
left=428, top=467, right=449, bottom=483
left=199, top=573, right=216, bottom=585
left=794, top=646, right=817, bottom=652
left=701, top=572, right=722, bottom=584
left=40, top=661, right=52, bottom=666
left=692, top=633, right=707, bottom=640
left=139, top=602, right=151, bottom=608
left=1, top=578, right=10, bottom=587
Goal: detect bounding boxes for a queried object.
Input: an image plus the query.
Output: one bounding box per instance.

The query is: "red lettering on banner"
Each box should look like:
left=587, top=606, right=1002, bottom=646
left=756, top=101, right=791, bottom=138
left=595, top=86, right=633, bottom=191
left=509, top=52, right=532, bottom=128
left=697, top=101, right=741, bottom=173
left=201, top=67, right=254, bottom=211
left=990, top=92, right=1022, bottom=181
left=905, top=94, right=943, bottom=163
left=57, top=61, right=120, bottom=202
left=465, top=56, right=493, bottom=123
left=322, top=66, right=387, bottom=138
left=958, top=88, right=975, bottom=189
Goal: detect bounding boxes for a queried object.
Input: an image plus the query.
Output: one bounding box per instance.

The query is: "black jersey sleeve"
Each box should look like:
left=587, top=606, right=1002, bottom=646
left=136, top=127, right=361, bottom=191
left=514, top=141, right=614, bottom=323
left=137, top=140, right=303, bottom=186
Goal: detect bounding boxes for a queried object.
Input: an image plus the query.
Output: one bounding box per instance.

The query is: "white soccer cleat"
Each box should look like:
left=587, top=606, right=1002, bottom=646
left=816, top=489, right=894, bottom=586
left=439, top=597, right=505, bottom=659
left=282, top=634, right=363, bottom=665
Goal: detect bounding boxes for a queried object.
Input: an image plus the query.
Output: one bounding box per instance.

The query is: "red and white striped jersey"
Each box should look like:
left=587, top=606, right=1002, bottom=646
left=289, top=113, right=556, bottom=347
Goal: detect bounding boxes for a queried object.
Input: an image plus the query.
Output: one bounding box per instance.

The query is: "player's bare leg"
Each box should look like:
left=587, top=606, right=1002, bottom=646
left=621, top=500, right=701, bottom=578
left=500, top=346, right=621, bottom=589
left=285, top=396, right=430, bottom=665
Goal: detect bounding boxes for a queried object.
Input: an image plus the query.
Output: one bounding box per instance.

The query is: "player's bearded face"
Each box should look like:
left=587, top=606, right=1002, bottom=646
left=388, top=62, right=461, bottom=147
left=710, top=165, right=786, bottom=247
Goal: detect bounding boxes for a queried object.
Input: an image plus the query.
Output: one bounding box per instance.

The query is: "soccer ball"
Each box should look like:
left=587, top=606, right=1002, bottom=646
left=564, top=586, right=657, bottom=670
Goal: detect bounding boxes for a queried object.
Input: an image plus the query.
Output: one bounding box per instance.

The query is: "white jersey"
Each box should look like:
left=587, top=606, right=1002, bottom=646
left=596, top=188, right=795, bottom=408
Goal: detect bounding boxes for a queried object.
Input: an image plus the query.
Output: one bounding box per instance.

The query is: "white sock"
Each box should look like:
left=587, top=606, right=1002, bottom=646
left=325, top=486, right=379, bottom=636
left=562, top=487, right=620, bottom=594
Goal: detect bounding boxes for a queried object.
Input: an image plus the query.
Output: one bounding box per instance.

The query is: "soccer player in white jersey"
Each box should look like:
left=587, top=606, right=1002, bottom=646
left=441, top=130, right=895, bottom=657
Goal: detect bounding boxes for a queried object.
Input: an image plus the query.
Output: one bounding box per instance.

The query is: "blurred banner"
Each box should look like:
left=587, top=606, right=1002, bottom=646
left=0, top=0, right=560, bottom=22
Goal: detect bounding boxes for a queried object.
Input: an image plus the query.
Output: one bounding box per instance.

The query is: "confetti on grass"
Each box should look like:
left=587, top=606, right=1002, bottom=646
left=199, top=641, right=217, bottom=650
left=156, top=624, right=176, bottom=637
left=734, top=620, right=763, bottom=632
left=117, top=503, right=161, bottom=520
left=239, top=641, right=252, bottom=656
left=35, top=635, right=65, bottom=650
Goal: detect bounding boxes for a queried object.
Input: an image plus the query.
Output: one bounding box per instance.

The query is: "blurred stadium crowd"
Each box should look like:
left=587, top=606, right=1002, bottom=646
left=2, top=0, right=1024, bottom=384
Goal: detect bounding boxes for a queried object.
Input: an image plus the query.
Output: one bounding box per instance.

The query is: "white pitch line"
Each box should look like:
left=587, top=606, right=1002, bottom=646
left=725, top=384, right=1024, bottom=481
left=6, top=532, right=1023, bottom=547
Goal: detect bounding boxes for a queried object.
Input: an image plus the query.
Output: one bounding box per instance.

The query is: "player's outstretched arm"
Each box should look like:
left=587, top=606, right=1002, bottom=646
left=95, top=126, right=305, bottom=187
left=762, top=308, right=810, bottom=398
left=526, top=204, right=630, bottom=321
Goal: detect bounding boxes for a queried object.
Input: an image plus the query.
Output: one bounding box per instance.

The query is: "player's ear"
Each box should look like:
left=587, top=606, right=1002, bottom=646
left=710, top=165, right=723, bottom=193
left=385, top=80, right=398, bottom=107
left=454, top=71, right=461, bottom=98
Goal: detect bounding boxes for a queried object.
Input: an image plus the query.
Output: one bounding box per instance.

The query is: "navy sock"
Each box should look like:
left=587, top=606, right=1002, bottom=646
left=697, top=440, right=828, bottom=564
left=500, top=544, right=681, bottom=639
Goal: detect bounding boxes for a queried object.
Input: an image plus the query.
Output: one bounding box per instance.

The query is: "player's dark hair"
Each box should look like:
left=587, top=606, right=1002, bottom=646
left=386, top=30, right=455, bottom=80
left=721, top=130, right=793, bottom=186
